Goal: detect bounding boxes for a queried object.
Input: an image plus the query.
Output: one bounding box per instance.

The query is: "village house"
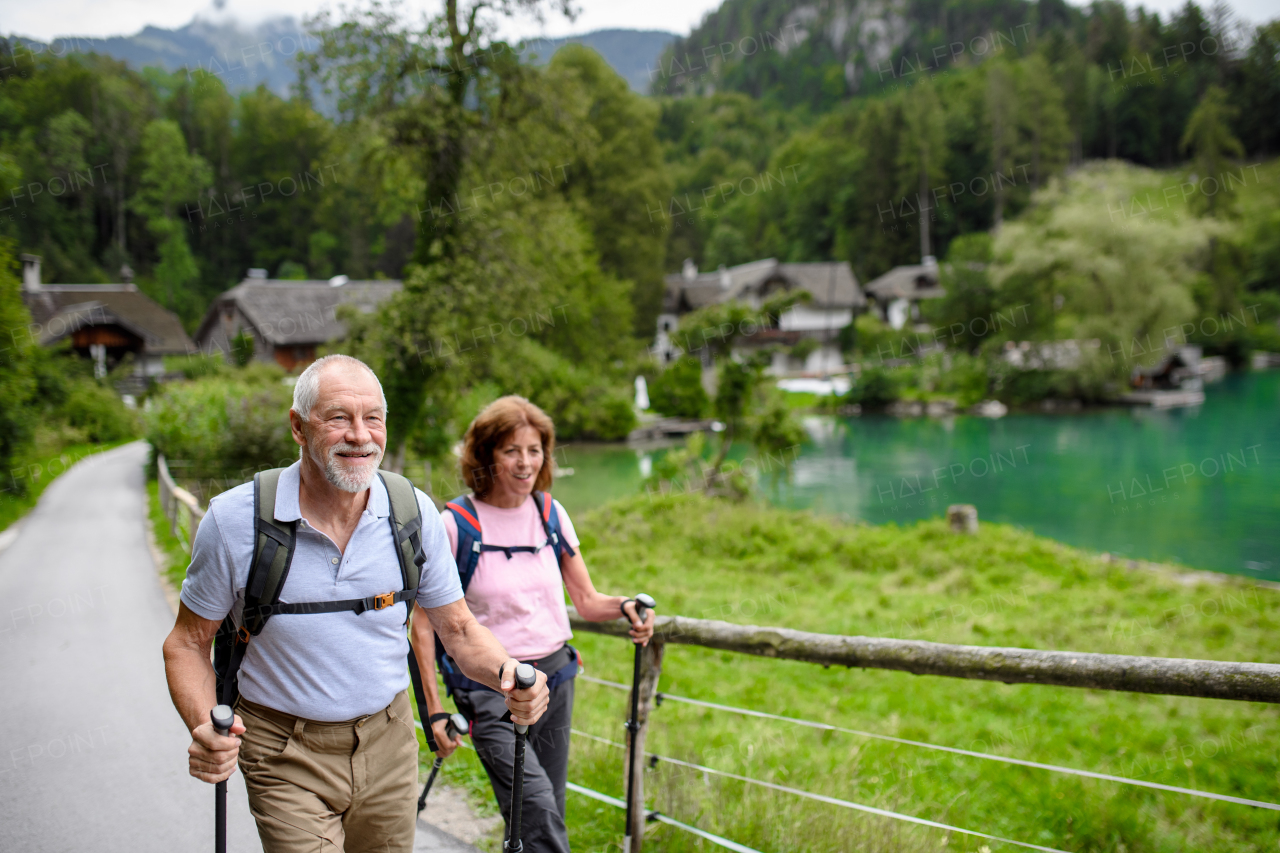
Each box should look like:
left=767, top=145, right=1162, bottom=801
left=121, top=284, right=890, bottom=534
left=18, top=254, right=194, bottom=381
left=863, top=256, right=946, bottom=329
left=193, top=270, right=401, bottom=371
left=655, top=257, right=865, bottom=375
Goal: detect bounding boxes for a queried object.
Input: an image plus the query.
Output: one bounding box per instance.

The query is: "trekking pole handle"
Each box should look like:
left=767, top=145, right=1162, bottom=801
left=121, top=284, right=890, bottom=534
left=512, top=664, right=537, bottom=735
left=446, top=713, right=469, bottom=740
left=634, top=593, right=656, bottom=623
left=211, top=705, right=234, bottom=737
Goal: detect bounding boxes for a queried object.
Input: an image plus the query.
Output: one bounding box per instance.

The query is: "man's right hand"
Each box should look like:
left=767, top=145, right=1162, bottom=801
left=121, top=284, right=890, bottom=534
left=188, top=714, right=245, bottom=783
left=431, top=717, right=464, bottom=758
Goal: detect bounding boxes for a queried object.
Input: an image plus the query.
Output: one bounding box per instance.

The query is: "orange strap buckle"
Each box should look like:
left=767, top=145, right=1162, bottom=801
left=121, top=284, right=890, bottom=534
left=237, top=625, right=251, bottom=644
left=373, top=592, right=396, bottom=611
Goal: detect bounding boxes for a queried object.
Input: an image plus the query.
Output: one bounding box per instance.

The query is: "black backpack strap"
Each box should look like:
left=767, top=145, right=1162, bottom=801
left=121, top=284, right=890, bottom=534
left=215, top=468, right=296, bottom=707
left=379, top=471, right=439, bottom=749
left=245, top=469, right=298, bottom=635
left=380, top=472, right=426, bottom=601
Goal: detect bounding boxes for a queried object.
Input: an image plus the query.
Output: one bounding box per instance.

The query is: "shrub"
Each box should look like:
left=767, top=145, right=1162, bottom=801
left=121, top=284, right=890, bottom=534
left=846, top=364, right=903, bottom=408
left=648, top=356, right=709, bottom=418
left=145, top=370, right=297, bottom=479
left=231, top=331, right=256, bottom=366
left=501, top=340, right=637, bottom=441
left=62, top=380, right=141, bottom=443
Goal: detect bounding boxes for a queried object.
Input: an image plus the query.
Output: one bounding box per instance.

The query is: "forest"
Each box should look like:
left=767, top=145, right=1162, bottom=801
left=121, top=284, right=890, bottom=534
left=1, top=0, right=1278, bottom=462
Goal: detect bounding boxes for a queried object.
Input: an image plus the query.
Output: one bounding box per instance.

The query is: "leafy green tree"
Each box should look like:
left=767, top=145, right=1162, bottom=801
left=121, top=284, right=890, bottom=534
left=1016, top=54, right=1072, bottom=190
left=648, top=356, right=709, bottom=418
left=94, top=72, right=152, bottom=264
left=986, top=62, right=1018, bottom=228
left=0, top=240, right=36, bottom=489
left=132, top=119, right=213, bottom=317
left=991, top=161, right=1219, bottom=370
left=898, top=78, right=948, bottom=259
left=549, top=45, right=671, bottom=337
left=673, top=292, right=807, bottom=477
left=1180, top=85, right=1245, bottom=215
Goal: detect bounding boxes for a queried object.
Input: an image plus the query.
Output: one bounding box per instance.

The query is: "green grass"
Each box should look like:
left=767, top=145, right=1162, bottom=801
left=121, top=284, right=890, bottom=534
left=0, top=439, right=135, bottom=532
left=537, top=492, right=1280, bottom=853
left=142, top=464, right=1280, bottom=851
left=146, top=478, right=194, bottom=590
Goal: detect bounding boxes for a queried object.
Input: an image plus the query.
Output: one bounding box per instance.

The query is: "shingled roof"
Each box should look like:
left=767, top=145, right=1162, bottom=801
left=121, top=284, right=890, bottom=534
left=663, top=259, right=864, bottom=314
left=195, top=279, right=402, bottom=347
left=24, top=285, right=195, bottom=354
left=862, top=262, right=945, bottom=301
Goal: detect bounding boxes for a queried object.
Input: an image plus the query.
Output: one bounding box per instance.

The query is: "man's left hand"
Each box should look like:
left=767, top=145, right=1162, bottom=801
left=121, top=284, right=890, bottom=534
left=500, top=659, right=549, bottom=726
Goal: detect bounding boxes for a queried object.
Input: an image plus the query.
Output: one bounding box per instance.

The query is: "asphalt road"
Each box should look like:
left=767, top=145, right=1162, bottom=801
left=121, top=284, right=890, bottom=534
left=0, top=442, right=263, bottom=852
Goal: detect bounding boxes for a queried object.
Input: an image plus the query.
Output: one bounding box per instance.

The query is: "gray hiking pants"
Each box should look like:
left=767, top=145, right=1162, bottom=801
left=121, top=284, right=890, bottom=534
left=452, top=679, right=574, bottom=853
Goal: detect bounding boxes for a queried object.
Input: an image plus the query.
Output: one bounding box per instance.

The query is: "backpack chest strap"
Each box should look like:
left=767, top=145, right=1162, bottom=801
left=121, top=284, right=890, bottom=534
left=479, top=542, right=544, bottom=560
left=244, top=587, right=416, bottom=620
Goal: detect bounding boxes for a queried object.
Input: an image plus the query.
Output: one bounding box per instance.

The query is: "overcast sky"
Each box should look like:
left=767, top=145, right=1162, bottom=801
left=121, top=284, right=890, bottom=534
left=2, top=0, right=1275, bottom=45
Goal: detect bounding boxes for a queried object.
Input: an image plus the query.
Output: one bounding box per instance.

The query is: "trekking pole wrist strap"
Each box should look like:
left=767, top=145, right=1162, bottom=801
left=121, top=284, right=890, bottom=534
left=620, top=598, right=635, bottom=619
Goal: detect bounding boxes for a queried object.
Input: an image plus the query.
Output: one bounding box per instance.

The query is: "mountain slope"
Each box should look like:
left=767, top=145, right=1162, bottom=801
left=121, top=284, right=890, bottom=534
left=520, top=28, right=678, bottom=92
left=8, top=19, right=676, bottom=98
left=655, top=0, right=1043, bottom=105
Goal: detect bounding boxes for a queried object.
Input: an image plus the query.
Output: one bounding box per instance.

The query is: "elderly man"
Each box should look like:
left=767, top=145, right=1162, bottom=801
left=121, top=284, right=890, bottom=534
left=163, top=354, right=548, bottom=852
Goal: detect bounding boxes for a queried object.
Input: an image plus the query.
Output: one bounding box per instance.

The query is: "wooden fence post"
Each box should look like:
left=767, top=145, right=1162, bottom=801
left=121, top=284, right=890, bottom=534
left=625, top=637, right=664, bottom=853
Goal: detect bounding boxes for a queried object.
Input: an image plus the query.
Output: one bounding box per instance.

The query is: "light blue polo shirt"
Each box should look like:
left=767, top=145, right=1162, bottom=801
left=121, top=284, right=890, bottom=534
left=181, top=462, right=464, bottom=721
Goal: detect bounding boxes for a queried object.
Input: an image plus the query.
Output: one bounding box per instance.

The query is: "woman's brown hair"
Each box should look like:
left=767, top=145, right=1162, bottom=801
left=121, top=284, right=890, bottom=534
left=459, top=395, right=556, bottom=499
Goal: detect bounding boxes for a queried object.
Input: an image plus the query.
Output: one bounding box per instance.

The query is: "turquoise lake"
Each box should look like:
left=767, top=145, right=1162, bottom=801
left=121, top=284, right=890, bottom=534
left=551, top=370, right=1279, bottom=581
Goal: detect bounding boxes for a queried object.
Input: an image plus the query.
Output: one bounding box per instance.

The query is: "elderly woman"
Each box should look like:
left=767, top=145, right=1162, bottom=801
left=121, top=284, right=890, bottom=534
left=411, top=395, right=654, bottom=853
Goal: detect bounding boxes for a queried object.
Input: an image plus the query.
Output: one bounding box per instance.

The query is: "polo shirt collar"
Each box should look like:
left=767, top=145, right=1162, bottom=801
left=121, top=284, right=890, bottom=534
left=273, top=460, right=390, bottom=522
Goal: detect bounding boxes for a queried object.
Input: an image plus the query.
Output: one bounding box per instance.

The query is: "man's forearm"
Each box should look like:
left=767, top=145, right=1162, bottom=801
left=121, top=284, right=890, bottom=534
left=445, top=620, right=512, bottom=691
left=426, top=600, right=514, bottom=692
left=410, top=609, right=448, bottom=715
left=163, top=638, right=219, bottom=733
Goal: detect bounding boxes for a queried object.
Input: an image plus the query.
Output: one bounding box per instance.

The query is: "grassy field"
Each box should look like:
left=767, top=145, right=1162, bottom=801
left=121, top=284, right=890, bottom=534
left=139, top=461, right=1278, bottom=851
left=428, top=492, right=1279, bottom=853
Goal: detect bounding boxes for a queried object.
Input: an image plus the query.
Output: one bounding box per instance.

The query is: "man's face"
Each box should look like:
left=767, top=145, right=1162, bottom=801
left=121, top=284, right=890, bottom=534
left=291, top=364, right=387, bottom=493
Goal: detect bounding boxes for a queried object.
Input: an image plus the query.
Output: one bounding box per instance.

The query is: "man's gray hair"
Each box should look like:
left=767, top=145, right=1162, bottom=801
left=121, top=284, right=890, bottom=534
left=292, top=354, right=388, bottom=419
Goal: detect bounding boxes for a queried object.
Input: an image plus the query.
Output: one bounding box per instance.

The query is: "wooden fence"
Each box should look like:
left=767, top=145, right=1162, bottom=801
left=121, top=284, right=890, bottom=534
left=567, top=607, right=1280, bottom=852
left=156, top=454, right=205, bottom=553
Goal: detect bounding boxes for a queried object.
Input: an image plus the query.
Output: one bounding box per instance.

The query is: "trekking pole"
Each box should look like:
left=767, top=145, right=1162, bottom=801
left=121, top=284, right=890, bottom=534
left=211, top=705, right=235, bottom=853
left=418, top=713, right=469, bottom=814
left=504, top=664, right=538, bottom=853
left=623, top=593, right=655, bottom=853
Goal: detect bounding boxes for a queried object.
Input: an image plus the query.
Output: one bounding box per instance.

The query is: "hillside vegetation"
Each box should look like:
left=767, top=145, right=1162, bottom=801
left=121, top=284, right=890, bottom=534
left=432, top=492, right=1280, bottom=851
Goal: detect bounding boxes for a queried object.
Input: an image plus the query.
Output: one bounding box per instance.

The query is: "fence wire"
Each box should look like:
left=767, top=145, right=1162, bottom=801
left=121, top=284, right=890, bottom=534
left=571, top=729, right=1070, bottom=853
left=579, top=674, right=1280, bottom=811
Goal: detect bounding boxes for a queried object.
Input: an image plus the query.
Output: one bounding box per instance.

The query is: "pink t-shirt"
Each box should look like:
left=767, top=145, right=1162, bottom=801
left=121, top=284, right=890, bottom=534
left=441, top=495, right=579, bottom=661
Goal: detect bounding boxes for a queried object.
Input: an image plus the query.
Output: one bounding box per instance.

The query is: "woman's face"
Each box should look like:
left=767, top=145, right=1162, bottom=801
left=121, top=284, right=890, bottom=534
left=491, top=425, right=544, bottom=499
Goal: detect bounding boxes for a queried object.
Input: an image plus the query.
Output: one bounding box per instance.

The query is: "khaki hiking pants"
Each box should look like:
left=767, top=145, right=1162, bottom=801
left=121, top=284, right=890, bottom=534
left=236, top=691, right=419, bottom=853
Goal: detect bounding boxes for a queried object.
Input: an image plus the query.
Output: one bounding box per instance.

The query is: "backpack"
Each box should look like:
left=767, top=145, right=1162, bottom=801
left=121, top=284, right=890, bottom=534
left=438, top=492, right=578, bottom=695
left=212, top=469, right=429, bottom=722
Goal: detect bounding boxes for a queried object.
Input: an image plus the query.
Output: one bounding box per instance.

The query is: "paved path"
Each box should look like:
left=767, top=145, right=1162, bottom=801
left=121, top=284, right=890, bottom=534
left=0, top=442, right=480, bottom=852
left=0, top=442, right=262, bottom=852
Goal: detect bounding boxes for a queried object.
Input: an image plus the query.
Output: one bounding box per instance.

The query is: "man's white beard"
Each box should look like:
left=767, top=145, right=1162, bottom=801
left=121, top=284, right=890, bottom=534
left=307, top=439, right=383, bottom=493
